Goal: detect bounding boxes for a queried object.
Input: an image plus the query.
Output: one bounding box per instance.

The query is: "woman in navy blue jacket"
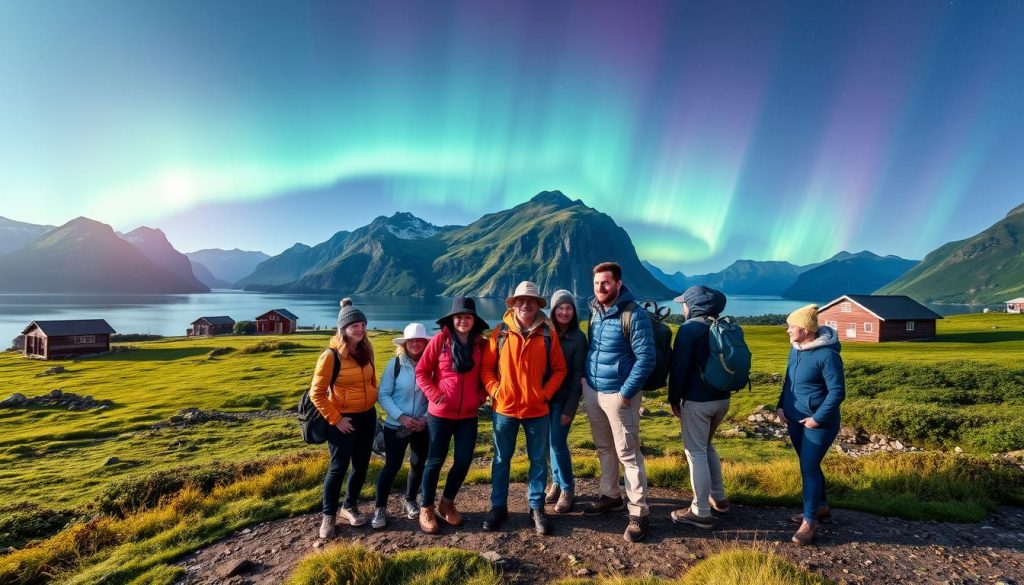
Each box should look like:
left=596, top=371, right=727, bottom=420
left=776, top=304, right=845, bottom=546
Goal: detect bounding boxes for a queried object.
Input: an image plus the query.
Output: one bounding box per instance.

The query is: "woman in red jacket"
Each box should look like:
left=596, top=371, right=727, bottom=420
left=414, top=297, right=488, bottom=535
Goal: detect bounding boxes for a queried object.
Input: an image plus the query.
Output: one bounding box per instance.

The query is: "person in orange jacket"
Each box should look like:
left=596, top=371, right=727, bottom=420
left=481, top=281, right=567, bottom=535
left=310, top=299, right=379, bottom=539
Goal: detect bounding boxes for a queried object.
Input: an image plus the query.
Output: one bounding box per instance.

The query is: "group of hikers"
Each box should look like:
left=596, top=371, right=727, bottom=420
left=308, top=261, right=845, bottom=546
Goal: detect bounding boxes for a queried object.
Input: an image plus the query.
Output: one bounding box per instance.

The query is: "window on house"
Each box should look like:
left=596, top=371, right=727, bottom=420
left=864, top=322, right=873, bottom=333
left=827, top=320, right=838, bottom=328
left=72, top=335, right=96, bottom=344
left=841, top=302, right=852, bottom=313
left=906, top=321, right=915, bottom=332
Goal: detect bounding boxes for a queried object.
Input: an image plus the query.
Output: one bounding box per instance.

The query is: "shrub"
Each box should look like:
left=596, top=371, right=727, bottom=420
left=221, top=393, right=282, bottom=410
left=206, top=347, right=235, bottom=359
left=0, top=504, right=76, bottom=549
left=97, top=461, right=270, bottom=516
left=241, top=341, right=301, bottom=354
left=110, top=334, right=164, bottom=342
left=233, top=320, right=256, bottom=335
left=286, top=545, right=502, bottom=585
left=680, top=549, right=832, bottom=585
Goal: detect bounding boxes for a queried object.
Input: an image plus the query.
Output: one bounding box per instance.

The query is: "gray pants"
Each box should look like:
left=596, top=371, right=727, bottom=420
left=681, top=398, right=730, bottom=517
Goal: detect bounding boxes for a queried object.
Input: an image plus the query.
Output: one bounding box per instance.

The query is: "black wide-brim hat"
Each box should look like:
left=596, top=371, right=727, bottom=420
left=436, top=296, right=489, bottom=332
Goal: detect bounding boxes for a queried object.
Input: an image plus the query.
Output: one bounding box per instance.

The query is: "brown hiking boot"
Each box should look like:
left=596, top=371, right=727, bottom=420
left=709, top=496, right=731, bottom=514
left=790, top=505, right=832, bottom=525
left=623, top=515, right=649, bottom=543
left=419, top=505, right=440, bottom=535
left=791, top=520, right=817, bottom=546
left=554, top=489, right=575, bottom=513
left=437, top=497, right=464, bottom=526
left=545, top=483, right=561, bottom=505
left=583, top=495, right=626, bottom=516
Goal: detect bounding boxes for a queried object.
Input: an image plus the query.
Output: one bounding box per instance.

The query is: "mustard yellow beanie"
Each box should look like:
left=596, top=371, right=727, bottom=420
left=787, top=304, right=819, bottom=333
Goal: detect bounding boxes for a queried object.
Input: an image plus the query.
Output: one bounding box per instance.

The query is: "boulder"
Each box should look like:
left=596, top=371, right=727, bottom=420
left=216, top=558, right=256, bottom=578
left=0, top=393, right=28, bottom=407
left=103, top=456, right=121, bottom=466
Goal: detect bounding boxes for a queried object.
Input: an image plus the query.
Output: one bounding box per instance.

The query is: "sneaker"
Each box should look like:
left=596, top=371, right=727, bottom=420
left=545, top=483, right=561, bottom=505
left=338, top=505, right=367, bottom=527
left=532, top=507, right=553, bottom=535
left=371, top=507, right=387, bottom=529
left=790, top=505, right=832, bottom=525
left=791, top=520, right=817, bottom=546
left=419, top=505, right=440, bottom=535
left=482, top=506, right=508, bottom=532
left=670, top=508, right=715, bottom=529
left=623, top=515, right=649, bottom=543
left=437, top=497, right=464, bottom=526
left=709, top=496, right=731, bottom=514
left=318, top=514, right=336, bottom=539
left=554, top=490, right=575, bottom=514
left=404, top=499, right=420, bottom=520
left=583, top=495, right=626, bottom=516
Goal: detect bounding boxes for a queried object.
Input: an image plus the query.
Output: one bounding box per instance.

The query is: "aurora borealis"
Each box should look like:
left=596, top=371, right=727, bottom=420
left=2, top=1, right=1023, bottom=273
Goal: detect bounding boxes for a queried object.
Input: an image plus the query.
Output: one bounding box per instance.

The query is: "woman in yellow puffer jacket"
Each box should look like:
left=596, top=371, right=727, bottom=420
left=310, top=299, right=378, bottom=539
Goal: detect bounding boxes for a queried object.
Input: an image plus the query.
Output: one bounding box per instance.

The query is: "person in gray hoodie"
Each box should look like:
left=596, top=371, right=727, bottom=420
left=668, top=285, right=731, bottom=530
left=544, top=289, right=587, bottom=513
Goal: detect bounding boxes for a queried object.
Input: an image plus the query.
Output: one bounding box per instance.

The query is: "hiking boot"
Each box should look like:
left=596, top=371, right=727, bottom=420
left=623, top=515, right=649, bottom=543
left=482, top=506, right=508, bottom=531
left=404, top=499, right=420, bottom=520
left=554, top=489, right=575, bottom=514
left=371, top=507, right=387, bottom=529
left=709, top=496, right=731, bottom=514
left=437, top=497, right=464, bottom=526
left=338, top=505, right=367, bottom=527
left=670, top=508, right=715, bottom=529
left=583, top=495, right=626, bottom=516
left=791, top=520, right=817, bottom=546
left=318, top=514, right=336, bottom=539
left=419, top=505, right=440, bottom=535
left=545, top=483, right=561, bottom=505
left=532, top=508, right=553, bottom=535
left=790, top=505, right=832, bottom=525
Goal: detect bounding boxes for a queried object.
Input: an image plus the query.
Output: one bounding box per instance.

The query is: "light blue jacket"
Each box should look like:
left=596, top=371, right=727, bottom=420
left=377, top=354, right=428, bottom=429
left=585, top=286, right=655, bottom=399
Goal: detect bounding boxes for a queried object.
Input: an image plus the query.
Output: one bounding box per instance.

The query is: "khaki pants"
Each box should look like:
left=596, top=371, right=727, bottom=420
left=681, top=398, right=730, bottom=517
left=582, top=379, right=649, bottom=517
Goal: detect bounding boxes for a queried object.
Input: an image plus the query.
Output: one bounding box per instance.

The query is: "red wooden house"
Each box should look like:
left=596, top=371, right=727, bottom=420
left=22, top=319, right=116, bottom=359
left=188, top=316, right=235, bottom=337
left=818, top=295, right=942, bottom=343
left=255, top=309, right=298, bottom=334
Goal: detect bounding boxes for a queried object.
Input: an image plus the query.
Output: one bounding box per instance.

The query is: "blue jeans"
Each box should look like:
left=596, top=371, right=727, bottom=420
left=420, top=415, right=477, bottom=507
left=787, top=421, right=839, bottom=524
left=491, top=412, right=550, bottom=509
left=548, top=402, right=575, bottom=492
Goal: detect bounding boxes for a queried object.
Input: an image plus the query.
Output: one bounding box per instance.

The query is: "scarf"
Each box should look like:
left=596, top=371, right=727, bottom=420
left=449, top=331, right=476, bottom=373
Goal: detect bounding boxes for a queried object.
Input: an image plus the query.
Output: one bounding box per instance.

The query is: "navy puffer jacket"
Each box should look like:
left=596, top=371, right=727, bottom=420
left=585, top=286, right=655, bottom=399
left=668, top=285, right=729, bottom=404
left=776, top=326, right=845, bottom=427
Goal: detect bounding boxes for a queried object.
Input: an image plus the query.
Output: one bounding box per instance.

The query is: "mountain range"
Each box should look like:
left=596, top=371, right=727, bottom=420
left=185, top=249, right=270, bottom=287
left=877, top=203, right=1024, bottom=304
left=0, top=216, right=56, bottom=255
left=242, top=192, right=674, bottom=299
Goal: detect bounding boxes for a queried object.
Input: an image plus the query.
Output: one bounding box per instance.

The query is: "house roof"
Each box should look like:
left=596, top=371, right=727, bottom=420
left=820, top=295, right=944, bottom=321
left=192, top=316, right=235, bottom=326
left=1005, top=298, right=1024, bottom=304
left=22, top=319, right=116, bottom=336
left=257, top=308, right=299, bottom=321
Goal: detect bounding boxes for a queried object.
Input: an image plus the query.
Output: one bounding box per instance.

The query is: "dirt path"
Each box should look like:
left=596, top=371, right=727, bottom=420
left=176, top=479, right=1024, bottom=585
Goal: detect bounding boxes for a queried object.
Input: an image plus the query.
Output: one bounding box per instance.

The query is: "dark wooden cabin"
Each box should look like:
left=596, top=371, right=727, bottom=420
left=22, top=319, right=116, bottom=359
left=188, top=316, right=235, bottom=337
left=254, top=309, right=298, bottom=334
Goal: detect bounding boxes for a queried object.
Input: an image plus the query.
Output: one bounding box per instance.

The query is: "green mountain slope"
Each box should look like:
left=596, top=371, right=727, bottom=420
left=782, top=251, right=917, bottom=302
left=877, top=203, right=1024, bottom=304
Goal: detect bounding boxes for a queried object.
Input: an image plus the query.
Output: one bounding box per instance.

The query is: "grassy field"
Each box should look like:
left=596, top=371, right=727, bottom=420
left=0, top=313, right=1022, bottom=581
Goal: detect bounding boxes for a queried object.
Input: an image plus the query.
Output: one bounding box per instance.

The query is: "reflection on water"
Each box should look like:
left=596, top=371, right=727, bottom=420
left=0, top=291, right=985, bottom=343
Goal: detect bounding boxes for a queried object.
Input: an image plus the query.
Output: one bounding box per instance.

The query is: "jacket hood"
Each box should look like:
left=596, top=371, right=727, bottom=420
left=793, top=325, right=840, bottom=352
left=682, top=285, right=726, bottom=320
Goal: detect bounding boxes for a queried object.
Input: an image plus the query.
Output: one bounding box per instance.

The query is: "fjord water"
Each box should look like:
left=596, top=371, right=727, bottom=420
left=0, top=291, right=983, bottom=343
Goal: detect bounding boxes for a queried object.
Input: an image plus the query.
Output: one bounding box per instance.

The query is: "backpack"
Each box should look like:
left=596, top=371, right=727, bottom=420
left=699, top=316, right=752, bottom=393
left=370, top=357, right=403, bottom=456
left=297, top=348, right=341, bottom=444
left=590, top=300, right=673, bottom=391
left=495, top=322, right=552, bottom=382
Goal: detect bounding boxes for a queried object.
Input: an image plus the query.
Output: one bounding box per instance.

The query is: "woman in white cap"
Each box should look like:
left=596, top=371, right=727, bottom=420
left=371, top=322, right=431, bottom=529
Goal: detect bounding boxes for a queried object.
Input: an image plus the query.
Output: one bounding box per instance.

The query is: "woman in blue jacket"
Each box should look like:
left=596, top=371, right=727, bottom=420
left=776, top=304, right=845, bottom=546
left=372, top=323, right=431, bottom=529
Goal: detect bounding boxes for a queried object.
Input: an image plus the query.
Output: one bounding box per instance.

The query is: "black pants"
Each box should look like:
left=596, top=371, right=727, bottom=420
left=374, top=425, right=429, bottom=508
left=420, top=414, right=478, bottom=507
left=322, top=407, right=376, bottom=516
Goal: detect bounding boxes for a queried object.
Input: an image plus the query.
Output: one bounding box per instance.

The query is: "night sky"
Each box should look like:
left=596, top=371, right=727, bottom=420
left=2, top=1, right=1022, bottom=273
